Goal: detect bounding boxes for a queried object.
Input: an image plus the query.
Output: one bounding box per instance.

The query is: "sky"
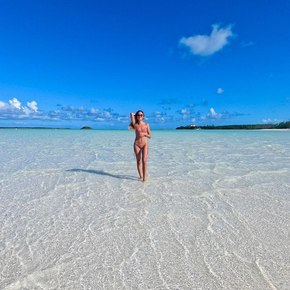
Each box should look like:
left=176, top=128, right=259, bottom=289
left=0, top=0, right=290, bottom=129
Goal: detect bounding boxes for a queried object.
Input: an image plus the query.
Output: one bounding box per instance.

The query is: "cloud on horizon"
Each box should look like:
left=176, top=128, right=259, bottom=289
left=262, top=118, right=280, bottom=124
left=146, top=111, right=175, bottom=123
left=47, top=106, right=125, bottom=123
left=179, top=24, right=234, bottom=56
left=0, top=98, right=126, bottom=123
left=0, top=98, right=39, bottom=119
left=177, top=103, right=195, bottom=120
left=203, top=107, right=222, bottom=120
left=1, top=98, right=247, bottom=127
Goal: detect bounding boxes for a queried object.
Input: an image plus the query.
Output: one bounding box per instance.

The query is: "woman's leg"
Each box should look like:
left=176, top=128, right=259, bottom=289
left=142, top=144, right=148, bottom=181
left=134, top=143, right=143, bottom=179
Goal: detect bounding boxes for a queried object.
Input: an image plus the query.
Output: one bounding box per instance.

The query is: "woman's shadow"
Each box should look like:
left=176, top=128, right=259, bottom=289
left=67, top=169, right=138, bottom=180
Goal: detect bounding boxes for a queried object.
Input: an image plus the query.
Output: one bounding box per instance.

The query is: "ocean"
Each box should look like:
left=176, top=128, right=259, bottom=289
left=0, top=129, right=289, bottom=289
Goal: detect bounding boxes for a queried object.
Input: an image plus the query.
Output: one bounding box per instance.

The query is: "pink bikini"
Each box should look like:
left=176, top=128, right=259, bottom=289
left=134, top=124, right=148, bottom=149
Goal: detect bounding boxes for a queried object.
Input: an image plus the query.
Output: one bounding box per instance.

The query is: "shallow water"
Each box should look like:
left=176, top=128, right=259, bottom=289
left=0, top=129, right=290, bottom=289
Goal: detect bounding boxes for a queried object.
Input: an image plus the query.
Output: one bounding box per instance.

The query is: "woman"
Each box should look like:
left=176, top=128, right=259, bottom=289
left=129, top=110, right=151, bottom=182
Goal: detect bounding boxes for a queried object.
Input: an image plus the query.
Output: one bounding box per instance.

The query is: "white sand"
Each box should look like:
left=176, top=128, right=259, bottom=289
left=0, top=129, right=289, bottom=289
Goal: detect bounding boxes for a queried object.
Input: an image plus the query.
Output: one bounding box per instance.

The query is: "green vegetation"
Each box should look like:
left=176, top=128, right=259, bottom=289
left=176, top=121, right=290, bottom=130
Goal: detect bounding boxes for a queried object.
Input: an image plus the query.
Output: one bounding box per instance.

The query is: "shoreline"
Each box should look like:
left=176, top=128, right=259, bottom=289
left=260, top=128, right=290, bottom=131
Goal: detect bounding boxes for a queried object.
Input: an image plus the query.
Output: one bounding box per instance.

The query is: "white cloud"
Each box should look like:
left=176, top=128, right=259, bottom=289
left=177, top=103, right=196, bottom=120
left=147, top=111, right=174, bottom=123
left=47, top=105, right=124, bottom=123
left=217, top=87, right=224, bottom=94
left=181, top=108, right=189, bottom=114
left=179, top=24, right=234, bottom=56
left=27, top=101, right=38, bottom=112
left=209, top=107, right=221, bottom=118
left=0, top=98, right=40, bottom=118
left=90, top=108, right=100, bottom=114
left=153, top=111, right=165, bottom=122
left=179, top=108, right=191, bottom=119
left=103, top=111, right=111, bottom=118
left=9, top=98, right=22, bottom=110
left=262, top=118, right=272, bottom=124
left=96, top=117, right=105, bottom=122
left=0, top=101, right=8, bottom=110
left=1, top=98, right=130, bottom=125
left=201, top=107, right=222, bottom=121
left=262, top=118, right=279, bottom=124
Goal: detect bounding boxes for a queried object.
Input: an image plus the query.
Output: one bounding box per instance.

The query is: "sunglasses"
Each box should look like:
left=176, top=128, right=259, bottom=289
left=136, top=114, right=143, bottom=116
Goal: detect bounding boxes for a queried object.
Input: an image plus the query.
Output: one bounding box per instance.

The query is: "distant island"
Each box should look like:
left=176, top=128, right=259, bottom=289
left=81, top=126, right=93, bottom=130
left=176, top=121, right=290, bottom=130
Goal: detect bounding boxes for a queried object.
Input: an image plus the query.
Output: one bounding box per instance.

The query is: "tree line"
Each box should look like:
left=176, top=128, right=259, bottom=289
left=176, top=121, right=290, bottom=130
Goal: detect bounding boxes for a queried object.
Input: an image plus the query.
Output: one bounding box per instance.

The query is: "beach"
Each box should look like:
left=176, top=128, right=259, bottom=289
left=0, top=129, right=289, bottom=289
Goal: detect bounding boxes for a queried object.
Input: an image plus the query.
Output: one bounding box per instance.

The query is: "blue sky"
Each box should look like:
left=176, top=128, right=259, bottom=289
left=0, top=0, right=289, bottom=129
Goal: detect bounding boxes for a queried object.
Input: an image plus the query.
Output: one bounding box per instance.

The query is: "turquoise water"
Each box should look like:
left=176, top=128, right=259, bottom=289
left=0, top=129, right=290, bottom=289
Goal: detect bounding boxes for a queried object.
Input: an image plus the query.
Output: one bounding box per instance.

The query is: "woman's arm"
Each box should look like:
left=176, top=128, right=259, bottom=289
left=129, top=113, right=136, bottom=129
left=145, top=123, right=151, bottom=139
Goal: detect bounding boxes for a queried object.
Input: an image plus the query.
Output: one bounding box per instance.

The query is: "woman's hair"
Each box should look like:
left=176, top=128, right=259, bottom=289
left=129, top=110, right=145, bottom=129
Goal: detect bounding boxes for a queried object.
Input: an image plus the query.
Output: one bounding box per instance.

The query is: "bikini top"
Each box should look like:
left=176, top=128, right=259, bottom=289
left=136, top=124, right=147, bottom=134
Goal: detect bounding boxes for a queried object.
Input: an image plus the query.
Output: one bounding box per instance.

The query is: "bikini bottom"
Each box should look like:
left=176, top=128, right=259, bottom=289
left=134, top=142, right=147, bottom=149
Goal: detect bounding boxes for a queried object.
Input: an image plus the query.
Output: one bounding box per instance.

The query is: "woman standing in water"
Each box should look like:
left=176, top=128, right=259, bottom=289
left=129, top=110, right=151, bottom=182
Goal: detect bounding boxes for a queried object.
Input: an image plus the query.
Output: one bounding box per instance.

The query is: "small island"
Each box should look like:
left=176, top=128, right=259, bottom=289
left=176, top=121, right=290, bottom=130
left=81, top=126, right=93, bottom=130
